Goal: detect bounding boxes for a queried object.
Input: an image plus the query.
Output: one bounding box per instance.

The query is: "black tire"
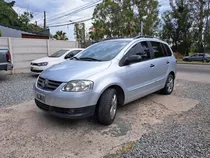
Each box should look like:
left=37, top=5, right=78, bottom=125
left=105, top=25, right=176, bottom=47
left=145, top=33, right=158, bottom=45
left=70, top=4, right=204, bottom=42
left=97, top=88, right=117, bottom=125
left=161, top=74, right=174, bottom=95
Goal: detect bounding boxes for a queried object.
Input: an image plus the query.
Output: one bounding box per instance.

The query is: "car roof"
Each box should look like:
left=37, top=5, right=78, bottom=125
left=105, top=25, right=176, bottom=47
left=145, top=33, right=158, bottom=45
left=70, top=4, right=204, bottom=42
left=103, top=37, right=167, bottom=44
left=59, top=48, right=84, bottom=50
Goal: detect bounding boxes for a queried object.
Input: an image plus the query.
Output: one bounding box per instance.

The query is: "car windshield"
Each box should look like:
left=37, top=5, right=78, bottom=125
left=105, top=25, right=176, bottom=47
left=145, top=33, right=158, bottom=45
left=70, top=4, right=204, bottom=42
left=76, top=41, right=130, bottom=61
left=49, top=50, right=69, bottom=57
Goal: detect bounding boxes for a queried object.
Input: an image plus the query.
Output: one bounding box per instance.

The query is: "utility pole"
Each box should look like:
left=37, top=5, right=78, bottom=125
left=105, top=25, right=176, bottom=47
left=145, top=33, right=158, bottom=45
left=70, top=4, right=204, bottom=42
left=140, top=21, right=144, bottom=35
left=44, top=11, right=46, bottom=29
left=203, top=0, right=210, bottom=62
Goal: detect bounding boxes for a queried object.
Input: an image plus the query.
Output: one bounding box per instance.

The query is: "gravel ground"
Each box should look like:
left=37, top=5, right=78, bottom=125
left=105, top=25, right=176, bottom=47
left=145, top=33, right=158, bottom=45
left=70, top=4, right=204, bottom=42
left=0, top=73, right=37, bottom=107
left=120, top=79, right=210, bottom=158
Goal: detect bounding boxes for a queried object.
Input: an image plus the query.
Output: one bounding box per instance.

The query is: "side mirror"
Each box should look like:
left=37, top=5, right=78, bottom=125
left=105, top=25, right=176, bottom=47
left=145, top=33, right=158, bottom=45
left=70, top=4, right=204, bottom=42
left=65, top=54, right=74, bottom=59
left=125, top=55, right=142, bottom=65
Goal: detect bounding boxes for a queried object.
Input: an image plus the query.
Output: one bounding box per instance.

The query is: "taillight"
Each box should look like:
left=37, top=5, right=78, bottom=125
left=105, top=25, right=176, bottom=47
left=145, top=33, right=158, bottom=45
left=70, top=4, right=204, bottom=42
left=6, top=51, right=11, bottom=62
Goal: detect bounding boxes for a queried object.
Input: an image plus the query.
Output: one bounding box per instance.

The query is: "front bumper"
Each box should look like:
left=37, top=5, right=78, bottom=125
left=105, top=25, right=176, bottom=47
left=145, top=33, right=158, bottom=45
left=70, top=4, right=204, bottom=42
left=30, top=64, right=51, bottom=74
left=0, top=63, right=13, bottom=71
left=35, top=99, right=95, bottom=119
left=34, top=81, right=100, bottom=108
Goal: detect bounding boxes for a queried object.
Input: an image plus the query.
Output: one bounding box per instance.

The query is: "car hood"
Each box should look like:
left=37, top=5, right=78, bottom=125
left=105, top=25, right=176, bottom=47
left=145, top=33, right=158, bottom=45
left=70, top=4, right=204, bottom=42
left=40, top=60, right=112, bottom=82
left=32, top=57, right=61, bottom=63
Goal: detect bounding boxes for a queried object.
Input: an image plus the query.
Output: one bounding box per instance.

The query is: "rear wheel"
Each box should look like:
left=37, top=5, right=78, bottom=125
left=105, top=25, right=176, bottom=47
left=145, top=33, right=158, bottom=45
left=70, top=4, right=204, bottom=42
left=203, top=59, right=208, bottom=63
left=97, top=88, right=118, bottom=125
left=161, top=74, right=174, bottom=95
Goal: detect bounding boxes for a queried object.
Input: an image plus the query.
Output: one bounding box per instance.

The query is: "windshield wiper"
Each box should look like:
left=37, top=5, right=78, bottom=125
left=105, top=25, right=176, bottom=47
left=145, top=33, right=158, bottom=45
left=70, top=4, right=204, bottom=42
left=71, top=56, right=79, bottom=60
left=78, top=57, right=102, bottom=61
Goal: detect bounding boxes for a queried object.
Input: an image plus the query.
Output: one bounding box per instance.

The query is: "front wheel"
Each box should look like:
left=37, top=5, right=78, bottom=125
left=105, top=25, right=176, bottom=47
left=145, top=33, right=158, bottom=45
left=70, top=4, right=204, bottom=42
left=161, top=74, right=174, bottom=95
left=97, top=88, right=118, bottom=125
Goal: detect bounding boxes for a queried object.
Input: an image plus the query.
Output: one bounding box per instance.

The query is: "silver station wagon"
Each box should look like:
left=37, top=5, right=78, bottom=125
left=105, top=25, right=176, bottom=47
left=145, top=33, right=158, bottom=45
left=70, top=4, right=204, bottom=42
left=34, top=36, right=176, bottom=125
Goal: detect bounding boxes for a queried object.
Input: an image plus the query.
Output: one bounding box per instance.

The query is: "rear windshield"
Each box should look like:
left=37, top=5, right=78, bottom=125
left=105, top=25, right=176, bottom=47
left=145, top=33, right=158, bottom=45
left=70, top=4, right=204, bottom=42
left=49, top=50, right=69, bottom=57
left=0, top=49, right=9, bottom=54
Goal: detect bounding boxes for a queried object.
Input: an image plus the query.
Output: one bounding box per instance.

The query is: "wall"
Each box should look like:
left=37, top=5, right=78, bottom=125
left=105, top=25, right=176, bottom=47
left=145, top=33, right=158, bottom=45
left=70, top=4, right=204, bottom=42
left=0, top=37, right=79, bottom=73
left=0, top=25, right=31, bottom=38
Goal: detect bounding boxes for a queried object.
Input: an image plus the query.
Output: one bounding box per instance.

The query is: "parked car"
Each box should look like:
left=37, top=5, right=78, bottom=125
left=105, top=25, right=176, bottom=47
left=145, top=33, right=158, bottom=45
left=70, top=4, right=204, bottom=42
left=0, top=48, right=13, bottom=71
left=183, top=53, right=210, bottom=62
left=34, top=37, right=176, bottom=125
left=30, top=48, right=84, bottom=74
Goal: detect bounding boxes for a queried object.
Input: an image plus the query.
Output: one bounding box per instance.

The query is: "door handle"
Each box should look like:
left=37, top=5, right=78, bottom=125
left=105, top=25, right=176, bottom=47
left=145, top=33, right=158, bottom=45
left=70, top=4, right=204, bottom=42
left=167, top=61, right=170, bottom=64
left=150, top=64, right=155, bottom=68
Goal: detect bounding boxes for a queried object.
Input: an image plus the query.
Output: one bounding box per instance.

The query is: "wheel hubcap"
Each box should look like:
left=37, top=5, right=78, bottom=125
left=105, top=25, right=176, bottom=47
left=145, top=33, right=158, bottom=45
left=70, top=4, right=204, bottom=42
left=167, top=77, right=174, bottom=93
left=110, top=94, right=117, bottom=120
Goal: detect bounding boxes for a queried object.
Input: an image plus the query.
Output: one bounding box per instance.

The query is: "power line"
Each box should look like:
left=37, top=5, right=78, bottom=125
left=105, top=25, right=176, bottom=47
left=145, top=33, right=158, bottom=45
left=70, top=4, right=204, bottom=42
left=48, top=17, right=91, bottom=26
left=48, top=17, right=92, bottom=27
left=46, top=0, right=102, bottom=24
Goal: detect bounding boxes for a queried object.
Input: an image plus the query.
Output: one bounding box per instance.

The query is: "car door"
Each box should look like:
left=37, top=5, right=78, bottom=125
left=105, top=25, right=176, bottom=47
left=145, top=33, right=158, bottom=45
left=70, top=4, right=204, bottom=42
left=120, top=41, right=156, bottom=102
left=197, top=54, right=204, bottom=61
left=190, top=54, right=198, bottom=61
left=149, top=41, right=170, bottom=89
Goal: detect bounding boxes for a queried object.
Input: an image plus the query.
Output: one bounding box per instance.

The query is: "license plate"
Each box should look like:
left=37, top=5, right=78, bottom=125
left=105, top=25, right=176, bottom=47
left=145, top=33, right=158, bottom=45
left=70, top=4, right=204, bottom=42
left=36, top=92, right=45, bottom=103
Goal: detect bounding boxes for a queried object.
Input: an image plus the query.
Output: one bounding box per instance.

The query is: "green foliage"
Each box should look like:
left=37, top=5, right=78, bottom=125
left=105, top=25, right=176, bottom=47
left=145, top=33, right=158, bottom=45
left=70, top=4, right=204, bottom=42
left=0, top=0, right=44, bottom=33
left=53, top=31, right=68, bottom=40
left=90, top=0, right=160, bottom=41
left=0, top=30, right=2, bottom=36
left=0, top=0, right=19, bottom=26
left=160, top=0, right=209, bottom=56
left=19, top=12, right=33, bottom=26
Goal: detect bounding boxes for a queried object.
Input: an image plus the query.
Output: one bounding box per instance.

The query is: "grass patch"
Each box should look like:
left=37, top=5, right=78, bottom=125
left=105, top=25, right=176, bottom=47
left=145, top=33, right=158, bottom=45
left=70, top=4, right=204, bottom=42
left=103, top=141, right=137, bottom=158
left=177, top=60, right=210, bottom=65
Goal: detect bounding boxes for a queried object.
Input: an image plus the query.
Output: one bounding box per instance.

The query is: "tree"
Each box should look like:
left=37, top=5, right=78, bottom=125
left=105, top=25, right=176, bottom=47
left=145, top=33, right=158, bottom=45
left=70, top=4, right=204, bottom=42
left=161, top=0, right=194, bottom=56
left=19, top=12, right=33, bottom=26
left=53, top=31, right=68, bottom=40
left=0, top=0, right=19, bottom=26
left=90, top=0, right=160, bottom=41
left=189, top=0, right=206, bottom=52
left=134, top=0, right=160, bottom=36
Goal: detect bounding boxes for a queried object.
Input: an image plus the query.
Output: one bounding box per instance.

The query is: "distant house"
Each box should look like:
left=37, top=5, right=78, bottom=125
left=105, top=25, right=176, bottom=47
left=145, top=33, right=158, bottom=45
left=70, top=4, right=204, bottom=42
left=0, top=23, right=50, bottom=39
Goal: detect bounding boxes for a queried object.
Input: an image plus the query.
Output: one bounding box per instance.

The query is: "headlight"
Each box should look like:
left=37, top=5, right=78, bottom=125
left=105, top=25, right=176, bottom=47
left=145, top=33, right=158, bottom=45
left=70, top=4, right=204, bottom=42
left=62, top=80, right=94, bottom=92
left=38, top=62, right=48, bottom=66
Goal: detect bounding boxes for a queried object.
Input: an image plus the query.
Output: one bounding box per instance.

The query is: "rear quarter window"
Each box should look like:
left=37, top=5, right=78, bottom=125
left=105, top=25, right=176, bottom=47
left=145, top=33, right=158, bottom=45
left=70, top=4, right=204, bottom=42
left=163, top=44, right=172, bottom=56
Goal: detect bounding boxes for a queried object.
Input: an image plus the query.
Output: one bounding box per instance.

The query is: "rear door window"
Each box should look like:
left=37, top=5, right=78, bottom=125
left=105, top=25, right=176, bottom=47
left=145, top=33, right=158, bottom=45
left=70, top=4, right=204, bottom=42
left=150, top=42, right=165, bottom=58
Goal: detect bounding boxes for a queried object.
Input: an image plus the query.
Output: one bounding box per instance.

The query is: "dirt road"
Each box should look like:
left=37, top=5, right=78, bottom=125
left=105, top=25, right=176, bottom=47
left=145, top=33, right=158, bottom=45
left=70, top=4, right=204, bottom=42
left=0, top=91, right=198, bottom=158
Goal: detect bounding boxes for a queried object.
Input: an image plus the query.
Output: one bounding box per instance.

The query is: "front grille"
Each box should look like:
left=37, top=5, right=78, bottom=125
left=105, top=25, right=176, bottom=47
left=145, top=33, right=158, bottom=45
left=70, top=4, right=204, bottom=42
left=37, top=77, right=62, bottom=91
left=36, top=99, right=50, bottom=111
left=35, top=99, right=84, bottom=114
left=31, top=68, right=43, bottom=73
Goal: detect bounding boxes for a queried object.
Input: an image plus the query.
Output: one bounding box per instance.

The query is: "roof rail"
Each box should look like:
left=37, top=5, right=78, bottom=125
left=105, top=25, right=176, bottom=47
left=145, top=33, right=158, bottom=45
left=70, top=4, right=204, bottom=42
left=102, top=37, right=130, bottom=41
left=134, top=35, right=154, bottom=39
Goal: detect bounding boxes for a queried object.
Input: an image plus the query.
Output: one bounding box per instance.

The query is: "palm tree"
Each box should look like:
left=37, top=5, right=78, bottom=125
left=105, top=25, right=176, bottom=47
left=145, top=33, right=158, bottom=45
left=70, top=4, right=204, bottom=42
left=53, top=31, right=68, bottom=40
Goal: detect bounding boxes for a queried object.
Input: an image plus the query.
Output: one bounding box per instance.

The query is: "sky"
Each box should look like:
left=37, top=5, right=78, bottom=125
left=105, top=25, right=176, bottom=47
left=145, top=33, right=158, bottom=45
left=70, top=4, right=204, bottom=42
left=6, top=0, right=171, bottom=40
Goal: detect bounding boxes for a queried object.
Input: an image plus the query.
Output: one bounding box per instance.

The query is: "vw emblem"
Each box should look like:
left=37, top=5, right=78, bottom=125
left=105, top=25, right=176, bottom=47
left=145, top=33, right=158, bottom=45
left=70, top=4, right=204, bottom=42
left=41, top=79, right=48, bottom=88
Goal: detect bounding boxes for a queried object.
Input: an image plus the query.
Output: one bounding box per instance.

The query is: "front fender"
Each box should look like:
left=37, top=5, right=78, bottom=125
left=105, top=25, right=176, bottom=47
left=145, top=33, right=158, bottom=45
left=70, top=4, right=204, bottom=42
left=92, top=76, right=128, bottom=104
